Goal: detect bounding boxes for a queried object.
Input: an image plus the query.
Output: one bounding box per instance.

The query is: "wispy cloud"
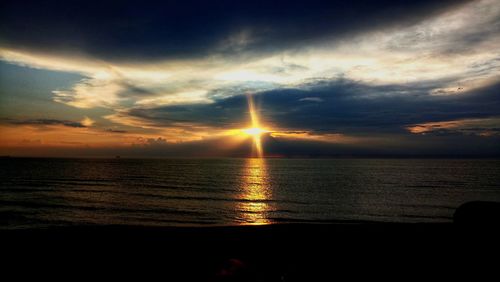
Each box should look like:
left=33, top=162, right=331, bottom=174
left=7, top=118, right=87, bottom=128
left=81, top=116, right=95, bottom=127
left=407, top=117, right=500, bottom=136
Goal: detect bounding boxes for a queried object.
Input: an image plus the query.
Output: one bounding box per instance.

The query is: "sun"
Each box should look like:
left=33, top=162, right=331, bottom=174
left=244, top=94, right=268, bottom=158
left=242, top=127, right=268, bottom=136
left=225, top=94, right=269, bottom=158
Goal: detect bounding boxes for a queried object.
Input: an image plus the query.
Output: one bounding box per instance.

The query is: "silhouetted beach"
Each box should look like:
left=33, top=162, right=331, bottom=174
left=3, top=214, right=500, bottom=281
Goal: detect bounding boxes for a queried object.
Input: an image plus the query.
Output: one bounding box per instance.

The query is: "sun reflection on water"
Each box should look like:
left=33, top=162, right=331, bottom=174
left=237, top=158, right=272, bottom=225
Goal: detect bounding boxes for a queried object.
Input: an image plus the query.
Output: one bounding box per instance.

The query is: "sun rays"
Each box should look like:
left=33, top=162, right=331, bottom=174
left=243, top=94, right=268, bottom=158
left=223, top=94, right=269, bottom=158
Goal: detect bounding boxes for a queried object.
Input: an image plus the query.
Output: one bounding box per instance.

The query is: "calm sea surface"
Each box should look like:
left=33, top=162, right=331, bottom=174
left=1, top=158, right=499, bottom=228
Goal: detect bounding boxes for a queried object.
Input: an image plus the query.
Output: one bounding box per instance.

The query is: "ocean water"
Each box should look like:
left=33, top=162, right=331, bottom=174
left=1, top=158, right=499, bottom=228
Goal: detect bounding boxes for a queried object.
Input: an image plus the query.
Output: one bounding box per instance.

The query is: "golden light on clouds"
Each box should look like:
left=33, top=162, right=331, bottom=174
left=407, top=118, right=500, bottom=136
left=270, top=131, right=358, bottom=143
left=81, top=116, right=95, bottom=127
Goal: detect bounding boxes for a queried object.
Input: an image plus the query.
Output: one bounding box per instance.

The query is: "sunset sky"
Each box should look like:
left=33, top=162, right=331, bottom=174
left=1, top=0, right=499, bottom=157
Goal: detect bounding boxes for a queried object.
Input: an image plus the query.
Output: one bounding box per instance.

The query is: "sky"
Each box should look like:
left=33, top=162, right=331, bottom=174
left=0, top=0, right=499, bottom=157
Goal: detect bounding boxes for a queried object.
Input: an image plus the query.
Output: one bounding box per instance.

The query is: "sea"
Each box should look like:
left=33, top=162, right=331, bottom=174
left=1, top=158, right=499, bottom=229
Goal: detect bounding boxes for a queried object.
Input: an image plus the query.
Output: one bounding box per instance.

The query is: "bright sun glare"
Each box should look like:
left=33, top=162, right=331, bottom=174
left=243, top=94, right=268, bottom=158
left=242, top=127, right=268, bottom=136
left=225, top=94, right=269, bottom=158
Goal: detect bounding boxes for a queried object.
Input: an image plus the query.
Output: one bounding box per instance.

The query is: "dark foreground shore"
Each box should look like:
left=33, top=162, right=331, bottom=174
left=2, top=202, right=500, bottom=281
left=3, top=223, right=500, bottom=281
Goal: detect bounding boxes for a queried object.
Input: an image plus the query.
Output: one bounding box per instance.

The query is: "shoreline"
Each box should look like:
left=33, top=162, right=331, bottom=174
left=3, top=222, right=499, bottom=280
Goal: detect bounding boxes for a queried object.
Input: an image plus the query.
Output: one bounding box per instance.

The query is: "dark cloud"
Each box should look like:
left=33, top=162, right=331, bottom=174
left=105, top=128, right=128, bottom=133
left=125, top=95, right=251, bottom=127
left=0, top=0, right=470, bottom=61
left=121, top=79, right=500, bottom=135
left=6, top=118, right=87, bottom=128
left=256, top=80, right=500, bottom=134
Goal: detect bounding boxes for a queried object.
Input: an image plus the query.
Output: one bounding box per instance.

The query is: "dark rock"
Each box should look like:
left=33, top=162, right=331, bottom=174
left=454, top=201, right=500, bottom=225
